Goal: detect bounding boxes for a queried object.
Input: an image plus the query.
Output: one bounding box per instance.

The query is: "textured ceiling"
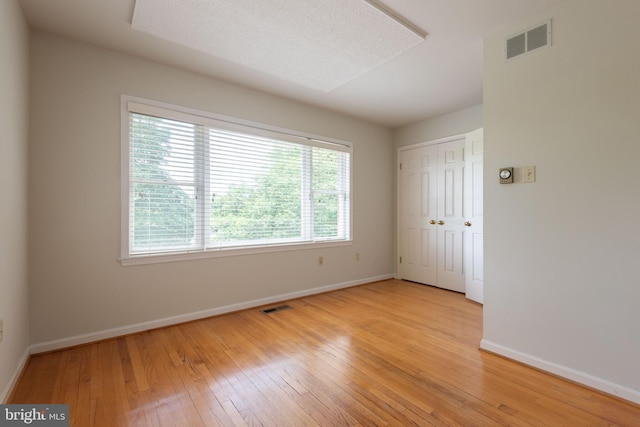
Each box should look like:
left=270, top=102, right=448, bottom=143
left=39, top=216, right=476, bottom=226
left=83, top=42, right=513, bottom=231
left=18, top=0, right=563, bottom=128
left=132, top=0, right=426, bottom=92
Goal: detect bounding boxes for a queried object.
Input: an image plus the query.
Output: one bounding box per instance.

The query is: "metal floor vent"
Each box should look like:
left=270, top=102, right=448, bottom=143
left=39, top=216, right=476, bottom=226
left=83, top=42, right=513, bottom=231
left=261, top=304, right=292, bottom=314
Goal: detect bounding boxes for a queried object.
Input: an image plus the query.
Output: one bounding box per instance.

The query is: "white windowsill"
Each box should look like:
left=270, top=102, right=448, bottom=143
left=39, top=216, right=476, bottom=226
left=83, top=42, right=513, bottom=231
left=120, top=239, right=353, bottom=266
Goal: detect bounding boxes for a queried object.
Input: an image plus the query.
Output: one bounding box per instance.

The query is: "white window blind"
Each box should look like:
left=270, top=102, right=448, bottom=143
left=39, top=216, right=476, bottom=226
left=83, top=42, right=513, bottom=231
left=123, top=98, right=351, bottom=261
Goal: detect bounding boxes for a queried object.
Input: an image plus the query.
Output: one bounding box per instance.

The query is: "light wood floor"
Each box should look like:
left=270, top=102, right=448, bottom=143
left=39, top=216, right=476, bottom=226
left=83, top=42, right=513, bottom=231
left=9, top=279, right=640, bottom=426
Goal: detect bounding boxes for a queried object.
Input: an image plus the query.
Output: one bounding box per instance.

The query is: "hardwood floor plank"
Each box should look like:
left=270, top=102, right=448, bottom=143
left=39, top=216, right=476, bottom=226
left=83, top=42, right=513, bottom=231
left=125, top=335, right=151, bottom=392
left=9, top=280, right=640, bottom=426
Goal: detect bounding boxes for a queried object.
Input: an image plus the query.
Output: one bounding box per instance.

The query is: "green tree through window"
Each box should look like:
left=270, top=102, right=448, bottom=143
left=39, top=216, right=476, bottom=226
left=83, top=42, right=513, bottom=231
left=210, top=144, right=302, bottom=243
left=130, top=115, right=196, bottom=251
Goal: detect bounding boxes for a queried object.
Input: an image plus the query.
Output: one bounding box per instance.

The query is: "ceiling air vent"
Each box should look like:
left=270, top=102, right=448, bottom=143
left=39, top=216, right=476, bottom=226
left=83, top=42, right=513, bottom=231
left=505, top=20, right=551, bottom=61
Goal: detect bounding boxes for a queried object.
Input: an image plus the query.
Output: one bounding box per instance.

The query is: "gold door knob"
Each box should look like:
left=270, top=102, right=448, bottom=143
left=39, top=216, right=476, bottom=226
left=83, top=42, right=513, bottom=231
left=429, top=220, right=436, bottom=225
left=464, top=221, right=472, bottom=227
left=437, top=220, right=445, bottom=225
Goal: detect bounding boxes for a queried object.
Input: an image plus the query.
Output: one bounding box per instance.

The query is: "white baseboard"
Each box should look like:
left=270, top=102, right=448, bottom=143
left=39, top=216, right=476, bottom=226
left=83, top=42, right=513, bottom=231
left=30, top=274, right=393, bottom=355
left=1, top=347, right=30, bottom=403
left=480, top=339, right=640, bottom=405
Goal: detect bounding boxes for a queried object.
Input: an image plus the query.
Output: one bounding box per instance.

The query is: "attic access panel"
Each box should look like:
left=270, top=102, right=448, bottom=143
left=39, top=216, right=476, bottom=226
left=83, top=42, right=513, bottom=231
left=131, top=0, right=426, bottom=92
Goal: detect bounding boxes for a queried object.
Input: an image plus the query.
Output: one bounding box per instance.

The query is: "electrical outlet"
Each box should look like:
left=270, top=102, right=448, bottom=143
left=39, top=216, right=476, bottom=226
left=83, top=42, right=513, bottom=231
left=318, top=256, right=323, bottom=266
left=356, top=252, right=360, bottom=261
left=0, top=319, right=3, bottom=343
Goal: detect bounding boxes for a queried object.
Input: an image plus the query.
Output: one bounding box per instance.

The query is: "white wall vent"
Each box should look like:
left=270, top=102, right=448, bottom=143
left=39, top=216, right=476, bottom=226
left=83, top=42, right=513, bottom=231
left=505, top=20, right=551, bottom=61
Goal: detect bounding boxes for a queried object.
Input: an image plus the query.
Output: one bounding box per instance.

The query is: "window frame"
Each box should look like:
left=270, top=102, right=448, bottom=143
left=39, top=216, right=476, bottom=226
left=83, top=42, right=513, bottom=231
left=120, top=95, right=353, bottom=266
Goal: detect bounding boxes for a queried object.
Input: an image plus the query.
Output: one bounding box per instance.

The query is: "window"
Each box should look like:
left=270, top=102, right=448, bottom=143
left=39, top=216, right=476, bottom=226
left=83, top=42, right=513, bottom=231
left=121, top=97, right=351, bottom=264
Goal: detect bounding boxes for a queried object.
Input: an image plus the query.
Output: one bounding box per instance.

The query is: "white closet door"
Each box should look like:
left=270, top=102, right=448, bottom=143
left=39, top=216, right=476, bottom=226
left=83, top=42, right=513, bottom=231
left=464, top=128, right=484, bottom=303
left=398, top=138, right=466, bottom=293
left=398, top=145, right=438, bottom=285
left=435, top=139, right=466, bottom=292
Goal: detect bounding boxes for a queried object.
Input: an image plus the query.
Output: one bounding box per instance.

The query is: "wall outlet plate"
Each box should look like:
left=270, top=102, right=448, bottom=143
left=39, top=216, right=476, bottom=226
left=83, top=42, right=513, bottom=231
left=524, top=165, right=536, bottom=183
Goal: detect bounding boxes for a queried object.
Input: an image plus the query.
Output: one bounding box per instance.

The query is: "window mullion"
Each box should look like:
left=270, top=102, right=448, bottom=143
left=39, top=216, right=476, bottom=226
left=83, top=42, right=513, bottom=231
left=202, top=128, right=211, bottom=249
left=338, top=152, right=349, bottom=239
left=194, top=125, right=208, bottom=249
left=301, top=146, right=312, bottom=240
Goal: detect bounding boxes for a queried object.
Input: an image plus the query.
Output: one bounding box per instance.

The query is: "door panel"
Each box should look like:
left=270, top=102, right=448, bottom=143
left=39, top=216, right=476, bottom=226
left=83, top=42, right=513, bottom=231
left=422, top=171, right=433, bottom=218
left=436, top=139, right=466, bottom=292
left=398, top=145, right=437, bottom=285
left=464, top=128, right=484, bottom=303
left=420, top=229, right=434, bottom=268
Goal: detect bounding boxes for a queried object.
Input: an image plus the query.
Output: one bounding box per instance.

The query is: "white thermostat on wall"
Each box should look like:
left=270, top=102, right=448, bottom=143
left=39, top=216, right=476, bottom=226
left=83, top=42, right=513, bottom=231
left=499, top=167, right=514, bottom=184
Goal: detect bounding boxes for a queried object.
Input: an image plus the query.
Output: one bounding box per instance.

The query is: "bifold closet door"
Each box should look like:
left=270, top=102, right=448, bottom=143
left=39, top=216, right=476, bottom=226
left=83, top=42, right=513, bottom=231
left=464, top=128, right=484, bottom=303
left=398, top=138, right=465, bottom=292
left=434, top=140, right=465, bottom=292
left=398, top=144, right=438, bottom=286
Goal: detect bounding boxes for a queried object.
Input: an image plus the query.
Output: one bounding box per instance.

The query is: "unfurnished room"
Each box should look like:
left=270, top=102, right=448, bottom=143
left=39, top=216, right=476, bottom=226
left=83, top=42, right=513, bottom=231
left=1, top=0, right=639, bottom=425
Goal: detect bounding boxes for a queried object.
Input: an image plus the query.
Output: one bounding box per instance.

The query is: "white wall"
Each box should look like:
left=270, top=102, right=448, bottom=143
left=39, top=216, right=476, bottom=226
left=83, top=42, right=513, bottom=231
left=393, top=104, right=483, bottom=148
left=28, top=33, right=394, bottom=348
left=483, top=0, right=640, bottom=403
left=0, top=0, right=30, bottom=402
